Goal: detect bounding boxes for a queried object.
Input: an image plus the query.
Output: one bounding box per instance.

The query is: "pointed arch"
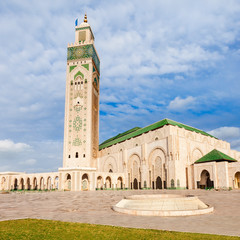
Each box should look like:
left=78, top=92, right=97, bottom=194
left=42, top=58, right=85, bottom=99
left=192, top=148, right=204, bottom=163
left=148, top=147, right=166, bottom=167
left=74, top=71, right=84, bottom=80
left=128, top=154, right=141, bottom=189
left=102, top=156, right=118, bottom=173
left=82, top=173, right=89, bottom=191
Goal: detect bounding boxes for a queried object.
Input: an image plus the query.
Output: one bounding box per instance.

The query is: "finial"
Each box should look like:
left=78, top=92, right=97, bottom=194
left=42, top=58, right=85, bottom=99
left=84, top=13, right=88, bottom=23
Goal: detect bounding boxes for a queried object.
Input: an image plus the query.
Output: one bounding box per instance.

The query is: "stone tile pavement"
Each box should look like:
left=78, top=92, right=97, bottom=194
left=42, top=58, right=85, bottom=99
left=0, top=189, right=239, bottom=237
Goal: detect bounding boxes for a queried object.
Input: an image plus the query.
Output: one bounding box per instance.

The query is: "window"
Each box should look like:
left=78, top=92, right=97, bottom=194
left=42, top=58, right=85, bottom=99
left=83, top=154, right=85, bottom=158
left=76, top=152, right=78, bottom=158
left=68, top=155, right=71, bottom=158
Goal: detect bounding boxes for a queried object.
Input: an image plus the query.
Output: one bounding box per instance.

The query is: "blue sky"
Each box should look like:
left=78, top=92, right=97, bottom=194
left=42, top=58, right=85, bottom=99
left=0, top=0, right=240, bottom=172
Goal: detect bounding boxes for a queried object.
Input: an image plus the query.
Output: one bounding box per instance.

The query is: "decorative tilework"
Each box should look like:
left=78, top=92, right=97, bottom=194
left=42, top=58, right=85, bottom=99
left=69, top=65, right=77, bottom=72
left=94, top=77, right=98, bottom=87
left=73, top=116, right=82, bottom=131
left=75, top=26, right=90, bottom=31
left=82, top=64, right=89, bottom=70
left=75, top=26, right=94, bottom=40
left=74, top=105, right=82, bottom=112
left=67, top=44, right=100, bottom=73
left=74, top=71, right=84, bottom=80
left=73, top=137, right=82, bottom=146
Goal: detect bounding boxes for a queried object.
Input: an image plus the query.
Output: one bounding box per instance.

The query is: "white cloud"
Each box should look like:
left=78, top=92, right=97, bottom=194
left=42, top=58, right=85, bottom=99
left=168, top=96, right=196, bottom=111
left=0, top=139, right=31, bottom=152
left=20, top=159, right=37, bottom=166
left=208, top=127, right=240, bottom=140
left=0, top=140, right=62, bottom=173
left=231, top=139, right=240, bottom=151
left=0, top=0, right=240, bottom=172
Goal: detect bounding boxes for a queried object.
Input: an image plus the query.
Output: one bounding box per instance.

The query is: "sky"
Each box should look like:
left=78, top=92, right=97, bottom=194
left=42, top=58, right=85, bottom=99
left=0, top=0, right=240, bottom=173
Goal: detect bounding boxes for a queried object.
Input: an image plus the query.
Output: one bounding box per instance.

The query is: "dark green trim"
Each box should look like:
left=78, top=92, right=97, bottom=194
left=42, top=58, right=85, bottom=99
left=99, top=118, right=217, bottom=150
left=100, top=127, right=141, bottom=146
left=75, top=26, right=95, bottom=40
left=82, top=64, right=89, bottom=70
left=195, top=149, right=237, bottom=163
left=69, top=65, right=77, bottom=72
left=74, top=71, right=84, bottom=80
left=67, top=44, right=100, bottom=73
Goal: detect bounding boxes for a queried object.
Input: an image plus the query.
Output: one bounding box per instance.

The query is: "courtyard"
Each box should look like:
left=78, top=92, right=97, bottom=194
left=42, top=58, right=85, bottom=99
left=0, top=189, right=239, bottom=237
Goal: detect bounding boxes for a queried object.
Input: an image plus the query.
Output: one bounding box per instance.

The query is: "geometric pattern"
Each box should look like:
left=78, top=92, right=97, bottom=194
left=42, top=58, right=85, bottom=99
left=73, top=116, right=82, bottom=131
left=74, top=105, right=82, bottom=112
left=73, top=137, right=82, bottom=146
left=67, top=44, right=100, bottom=73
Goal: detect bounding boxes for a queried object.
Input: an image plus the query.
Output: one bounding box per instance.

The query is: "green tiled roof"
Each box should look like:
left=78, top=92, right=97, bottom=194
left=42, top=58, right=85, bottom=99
left=195, top=149, right=237, bottom=163
left=99, top=118, right=217, bottom=150
left=100, top=127, right=141, bottom=146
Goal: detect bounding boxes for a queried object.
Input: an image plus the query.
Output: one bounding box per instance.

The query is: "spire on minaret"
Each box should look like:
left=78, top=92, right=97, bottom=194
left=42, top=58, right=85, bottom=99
left=84, top=13, right=88, bottom=23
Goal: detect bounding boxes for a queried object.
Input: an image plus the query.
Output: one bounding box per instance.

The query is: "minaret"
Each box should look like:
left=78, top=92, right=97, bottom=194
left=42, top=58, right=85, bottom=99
left=62, top=14, right=100, bottom=169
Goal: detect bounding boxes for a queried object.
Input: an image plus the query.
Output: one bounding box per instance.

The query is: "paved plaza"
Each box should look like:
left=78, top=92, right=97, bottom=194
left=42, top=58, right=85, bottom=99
left=0, top=189, right=239, bottom=237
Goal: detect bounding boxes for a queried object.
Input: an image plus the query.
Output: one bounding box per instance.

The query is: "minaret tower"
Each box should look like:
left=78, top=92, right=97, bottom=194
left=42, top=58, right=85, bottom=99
left=62, top=14, right=100, bottom=169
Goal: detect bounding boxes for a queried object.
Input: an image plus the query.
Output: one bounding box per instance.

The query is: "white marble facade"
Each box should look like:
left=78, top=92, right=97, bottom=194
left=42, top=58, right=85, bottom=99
left=1, top=16, right=240, bottom=191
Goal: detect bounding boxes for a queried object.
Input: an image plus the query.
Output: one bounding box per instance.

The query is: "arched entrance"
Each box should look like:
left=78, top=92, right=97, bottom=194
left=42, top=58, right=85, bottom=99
left=47, top=177, right=52, bottom=190
left=26, top=178, right=30, bottom=190
left=199, top=170, right=213, bottom=189
left=65, top=174, right=71, bottom=190
left=97, top=176, right=103, bottom=189
left=133, top=178, right=138, bottom=189
left=156, top=176, right=162, bottom=189
left=234, top=172, right=240, bottom=188
left=54, top=176, right=59, bottom=190
left=117, top=177, right=123, bottom=189
left=128, top=154, right=141, bottom=189
left=33, top=177, right=37, bottom=190
left=105, top=176, right=111, bottom=189
left=40, top=177, right=44, bottom=190
left=19, top=178, right=24, bottom=190
left=82, top=173, right=89, bottom=191
left=14, top=178, right=18, bottom=190
left=1, top=177, right=6, bottom=190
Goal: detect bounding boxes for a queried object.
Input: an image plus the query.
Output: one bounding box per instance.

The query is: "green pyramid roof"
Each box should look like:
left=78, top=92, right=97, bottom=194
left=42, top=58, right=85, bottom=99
left=99, top=118, right=217, bottom=150
left=195, top=149, right=237, bottom=163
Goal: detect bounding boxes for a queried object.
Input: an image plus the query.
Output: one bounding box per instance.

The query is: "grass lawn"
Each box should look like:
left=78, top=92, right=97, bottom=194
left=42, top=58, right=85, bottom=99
left=0, top=219, right=239, bottom=240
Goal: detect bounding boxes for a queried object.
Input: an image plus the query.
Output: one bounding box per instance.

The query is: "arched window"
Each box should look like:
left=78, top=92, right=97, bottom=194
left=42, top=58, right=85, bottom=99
left=76, top=152, right=78, bottom=158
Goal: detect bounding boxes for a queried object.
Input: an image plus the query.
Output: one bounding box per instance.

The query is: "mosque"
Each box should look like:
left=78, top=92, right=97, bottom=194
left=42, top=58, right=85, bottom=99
left=1, top=15, right=240, bottom=191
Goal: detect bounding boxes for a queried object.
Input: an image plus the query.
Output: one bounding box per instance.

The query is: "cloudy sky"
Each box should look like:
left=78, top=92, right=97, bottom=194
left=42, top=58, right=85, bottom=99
left=0, top=0, right=240, bottom=173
